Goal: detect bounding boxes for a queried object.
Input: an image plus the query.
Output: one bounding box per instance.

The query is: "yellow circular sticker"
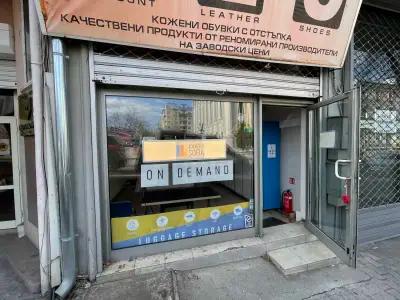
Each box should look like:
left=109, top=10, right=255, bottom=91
left=0, top=143, right=9, bottom=152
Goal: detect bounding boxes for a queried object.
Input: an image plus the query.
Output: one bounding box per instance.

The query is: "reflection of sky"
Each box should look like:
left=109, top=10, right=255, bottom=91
left=106, top=96, right=193, bottom=129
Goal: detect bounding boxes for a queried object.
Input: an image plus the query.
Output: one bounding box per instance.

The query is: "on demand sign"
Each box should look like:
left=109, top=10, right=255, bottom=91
left=38, top=0, right=362, bottom=68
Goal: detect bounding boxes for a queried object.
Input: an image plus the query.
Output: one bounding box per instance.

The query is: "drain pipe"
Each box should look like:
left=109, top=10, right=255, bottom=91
left=52, top=38, right=77, bottom=299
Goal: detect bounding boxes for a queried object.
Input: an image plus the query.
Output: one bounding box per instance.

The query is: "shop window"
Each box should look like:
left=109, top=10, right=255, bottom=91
left=0, top=91, right=14, bottom=116
left=105, top=96, right=255, bottom=249
left=0, top=123, right=15, bottom=223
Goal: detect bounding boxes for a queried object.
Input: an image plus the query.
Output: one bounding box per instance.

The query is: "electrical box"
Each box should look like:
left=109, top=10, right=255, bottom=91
left=0, top=23, right=14, bottom=58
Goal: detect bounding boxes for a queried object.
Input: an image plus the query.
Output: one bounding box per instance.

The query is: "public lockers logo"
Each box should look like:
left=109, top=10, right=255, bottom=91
left=198, top=0, right=265, bottom=15
left=293, top=0, right=347, bottom=29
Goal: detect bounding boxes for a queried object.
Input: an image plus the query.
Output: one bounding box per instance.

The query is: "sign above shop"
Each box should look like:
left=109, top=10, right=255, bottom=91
left=37, top=0, right=362, bottom=68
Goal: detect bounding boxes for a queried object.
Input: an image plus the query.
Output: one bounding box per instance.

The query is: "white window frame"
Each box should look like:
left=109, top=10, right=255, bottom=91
left=0, top=115, right=22, bottom=230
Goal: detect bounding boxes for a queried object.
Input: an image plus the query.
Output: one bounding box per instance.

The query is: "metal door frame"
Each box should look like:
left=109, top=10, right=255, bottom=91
left=0, top=116, right=22, bottom=230
left=259, top=98, right=312, bottom=222
left=305, top=88, right=360, bottom=267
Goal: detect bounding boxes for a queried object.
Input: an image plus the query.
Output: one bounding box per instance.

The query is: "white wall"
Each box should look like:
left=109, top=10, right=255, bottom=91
left=280, top=126, right=301, bottom=210
left=280, top=116, right=302, bottom=212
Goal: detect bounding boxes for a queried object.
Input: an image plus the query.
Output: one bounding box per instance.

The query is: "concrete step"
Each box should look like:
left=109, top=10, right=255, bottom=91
left=268, top=240, right=339, bottom=275
left=98, top=223, right=333, bottom=283
left=262, top=222, right=318, bottom=251
left=98, top=237, right=268, bottom=284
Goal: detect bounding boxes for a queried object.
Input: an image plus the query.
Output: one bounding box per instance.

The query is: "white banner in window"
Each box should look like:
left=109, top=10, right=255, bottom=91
left=172, top=160, right=233, bottom=186
left=141, top=164, right=169, bottom=188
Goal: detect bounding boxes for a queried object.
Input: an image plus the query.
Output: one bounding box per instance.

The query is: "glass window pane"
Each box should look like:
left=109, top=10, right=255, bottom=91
left=0, top=190, right=15, bottom=222
left=0, top=94, right=14, bottom=116
left=0, top=124, right=13, bottom=186
left=106, top=96, right=254, bottom=250
left=310, top=99, right=350, bottom=248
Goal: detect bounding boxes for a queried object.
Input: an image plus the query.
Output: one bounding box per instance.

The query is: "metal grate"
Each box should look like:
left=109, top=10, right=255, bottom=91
left=93, top=43, right=320, bottom=78
left=354, top=6, right=400, bottom=209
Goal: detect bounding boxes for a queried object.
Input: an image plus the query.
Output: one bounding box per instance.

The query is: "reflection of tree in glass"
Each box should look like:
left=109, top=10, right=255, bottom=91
left=107, top=106, right=155, bottom=140
left=235, top=122, right=253, bottom=149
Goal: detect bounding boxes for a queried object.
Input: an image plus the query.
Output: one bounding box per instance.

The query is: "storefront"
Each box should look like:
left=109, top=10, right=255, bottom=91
left=29, top=0, right=367, bottom=296
left=88, top=49, right=323, bottom=261
left=65, top=41, right=355, bottom=268
left=3, top=0, right=400, bottom=297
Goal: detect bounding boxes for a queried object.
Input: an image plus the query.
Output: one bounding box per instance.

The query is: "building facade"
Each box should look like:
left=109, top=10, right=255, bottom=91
left=0, top=0, right=399, bottom=297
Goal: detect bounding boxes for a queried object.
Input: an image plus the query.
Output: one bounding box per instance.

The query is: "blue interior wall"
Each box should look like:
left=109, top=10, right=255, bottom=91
left=262, top=122, right=281, bottom=210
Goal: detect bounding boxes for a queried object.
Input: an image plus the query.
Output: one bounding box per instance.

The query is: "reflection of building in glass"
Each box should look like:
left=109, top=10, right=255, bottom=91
left=160, top=104, right=193, bottom=132
left=192, top=101, right=253, bottom=147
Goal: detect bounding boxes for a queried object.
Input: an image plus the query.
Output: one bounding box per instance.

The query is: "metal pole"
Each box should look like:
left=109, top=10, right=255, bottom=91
left=52, top=38, right=77, bottom=299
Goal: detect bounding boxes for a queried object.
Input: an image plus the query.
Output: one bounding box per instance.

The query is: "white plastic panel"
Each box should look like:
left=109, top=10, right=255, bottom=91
left=0, top=60, right=17, bottom=89
left=93, top=54, right=320, bottom=99
left=0, top=23, right=14, bottom=57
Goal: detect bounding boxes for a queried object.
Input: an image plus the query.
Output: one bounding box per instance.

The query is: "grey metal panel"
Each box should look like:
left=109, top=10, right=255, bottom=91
left=93, top=55, right=320, bottom=98
left=66, top=42, right=96, bottom=276
left=364, top=0, right=400, bottom=12
left=358, top=204, right=400, bottom=244
left=0, top=60, right=17, bottom=89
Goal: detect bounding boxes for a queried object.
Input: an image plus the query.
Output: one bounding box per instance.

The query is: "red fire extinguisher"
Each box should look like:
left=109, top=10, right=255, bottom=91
left=282, top=190, right=294, bottom=215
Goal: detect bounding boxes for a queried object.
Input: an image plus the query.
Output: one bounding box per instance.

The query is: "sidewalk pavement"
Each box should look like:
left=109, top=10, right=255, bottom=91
left=0, top=257, right=40, bottom=300
left=176, top=238, right=400, bottom=300
left=68, top=236, right=400, bottom=300
left=3, top=236, right=398, bottom=300
left=0, top=234, right=41, bottom=300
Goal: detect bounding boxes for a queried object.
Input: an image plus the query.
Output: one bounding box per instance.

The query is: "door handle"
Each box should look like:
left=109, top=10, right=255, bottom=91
left=335, top=160, right=351, bottom=180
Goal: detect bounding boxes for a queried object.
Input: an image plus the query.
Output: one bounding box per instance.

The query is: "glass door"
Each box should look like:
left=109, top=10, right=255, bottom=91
left=306, top=88, right=360, bottom=267
left=0, top=117, right=20, bottom=230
